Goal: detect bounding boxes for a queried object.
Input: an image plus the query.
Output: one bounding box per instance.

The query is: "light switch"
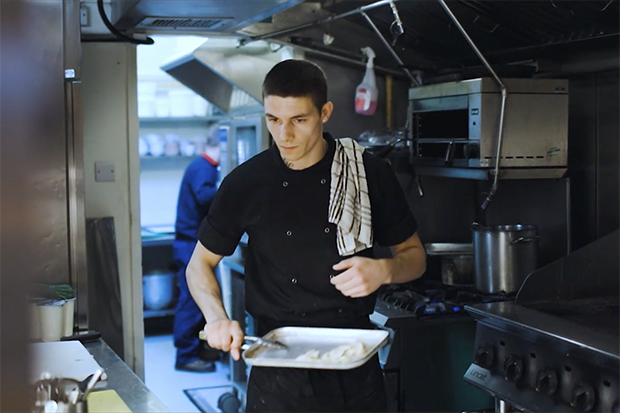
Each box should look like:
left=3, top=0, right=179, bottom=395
left=80, top=6, right=89, bottom=27
left=95, top=162, right=115, bottom=182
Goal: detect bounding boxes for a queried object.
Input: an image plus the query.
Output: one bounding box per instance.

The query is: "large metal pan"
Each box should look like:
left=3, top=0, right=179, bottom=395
left=242, top=327, right=388, bottom=370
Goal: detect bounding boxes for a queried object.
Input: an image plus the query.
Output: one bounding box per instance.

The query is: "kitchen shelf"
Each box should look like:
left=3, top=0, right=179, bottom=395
left=415, top=166, right=568, bottom=180
left=140, top=155, right=201, bottom=171
left=141, top=234, right=174, bottom=247
left=144, top=309, right=176, bottom=319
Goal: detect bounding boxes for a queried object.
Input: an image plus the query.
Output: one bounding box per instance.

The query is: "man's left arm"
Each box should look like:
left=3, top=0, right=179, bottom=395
left=331, top=232, right=426, bottom=298
left=193, top=167, right=219, bottom=206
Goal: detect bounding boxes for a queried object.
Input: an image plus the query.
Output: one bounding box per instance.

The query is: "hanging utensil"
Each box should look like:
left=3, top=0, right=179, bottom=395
left=78, top=369, right=104, bottom=402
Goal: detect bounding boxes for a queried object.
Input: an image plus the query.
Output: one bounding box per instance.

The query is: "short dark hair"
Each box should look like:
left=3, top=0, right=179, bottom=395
left=262, top=59, right=327, bottom=113
left=206, top=124, right=220, bottom=147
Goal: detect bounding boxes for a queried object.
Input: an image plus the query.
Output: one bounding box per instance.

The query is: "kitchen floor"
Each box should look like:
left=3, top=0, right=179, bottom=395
left=144, top=331, right=232, bottom=413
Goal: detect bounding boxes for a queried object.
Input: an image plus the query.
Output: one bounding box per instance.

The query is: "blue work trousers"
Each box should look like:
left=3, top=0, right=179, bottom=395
left=172, top=240, right=210, bottom=365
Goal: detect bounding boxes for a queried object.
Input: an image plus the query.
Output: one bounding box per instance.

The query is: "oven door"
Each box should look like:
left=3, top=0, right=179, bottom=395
left=410, top=94, right=481, bottom=168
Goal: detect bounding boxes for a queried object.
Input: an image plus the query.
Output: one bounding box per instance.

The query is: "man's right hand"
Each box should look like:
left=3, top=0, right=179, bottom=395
left=202, top=319, right=245, bottom=361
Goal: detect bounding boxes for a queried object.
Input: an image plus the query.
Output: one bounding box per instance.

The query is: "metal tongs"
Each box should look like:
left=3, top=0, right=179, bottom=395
left=199, top=330, right=287, bottom=350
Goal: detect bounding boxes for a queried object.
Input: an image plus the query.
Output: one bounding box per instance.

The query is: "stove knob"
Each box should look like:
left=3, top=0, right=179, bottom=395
left=474, top=346, right=495, bottom=369
left=570, top=383, right=596, bottom=412
left=535, top=368, right=558, bottom=395
left=503, top=355, right=524, bottom=382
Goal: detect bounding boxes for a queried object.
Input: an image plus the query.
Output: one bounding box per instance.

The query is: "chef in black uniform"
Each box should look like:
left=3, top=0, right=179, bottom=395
left=186, top=59, right=426, bottom=412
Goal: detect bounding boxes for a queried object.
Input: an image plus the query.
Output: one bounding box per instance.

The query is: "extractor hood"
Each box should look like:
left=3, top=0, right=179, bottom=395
left=114, top=0, right=304, bottom=33
left=161, top=39, right=290, bottom=114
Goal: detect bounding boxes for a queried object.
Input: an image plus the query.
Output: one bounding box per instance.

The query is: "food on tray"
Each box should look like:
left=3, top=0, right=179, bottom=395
left=295, top=349, right=321, bottom=361
left=295, top=340, right=366, bottom=363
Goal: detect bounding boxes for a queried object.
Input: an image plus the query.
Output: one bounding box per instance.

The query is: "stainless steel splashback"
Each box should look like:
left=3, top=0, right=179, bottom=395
left=516, top=229, right=619, bottom=304
left=1, top=0, right=86, bottom=409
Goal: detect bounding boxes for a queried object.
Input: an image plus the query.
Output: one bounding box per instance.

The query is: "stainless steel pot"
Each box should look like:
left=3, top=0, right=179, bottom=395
left=425, top=243, right=474, bottom=286
left=472, top=223, right=539, bottom=294
left=441, top=255, right=474, bottom=286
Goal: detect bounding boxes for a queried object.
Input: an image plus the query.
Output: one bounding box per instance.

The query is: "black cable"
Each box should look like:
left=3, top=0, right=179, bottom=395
left=97, top=0, right=154, bottom=45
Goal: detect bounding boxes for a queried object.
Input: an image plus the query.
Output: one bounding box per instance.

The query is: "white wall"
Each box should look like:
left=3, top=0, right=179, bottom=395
left=137, top=35, right=213, bottom=228
left=81, top=42, right=144, bottom=378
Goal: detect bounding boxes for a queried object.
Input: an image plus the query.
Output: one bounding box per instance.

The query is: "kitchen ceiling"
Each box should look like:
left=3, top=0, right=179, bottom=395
left=345, top=0, right=620, bottom=65
left=111, top=0, right=618, bottom=80
left=239, top=0, right=619, bottom=78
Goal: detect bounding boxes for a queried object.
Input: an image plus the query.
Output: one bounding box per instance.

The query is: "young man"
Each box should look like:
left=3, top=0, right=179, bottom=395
left=186, top=59, right=426, bottom=411
left=172, top=126, right=221, bottom=372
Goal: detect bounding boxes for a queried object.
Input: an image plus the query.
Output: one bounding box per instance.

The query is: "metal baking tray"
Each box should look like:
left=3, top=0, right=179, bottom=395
left=242, top=327, right=389, bottom=370
left=425, top=243, right=473, bottom=256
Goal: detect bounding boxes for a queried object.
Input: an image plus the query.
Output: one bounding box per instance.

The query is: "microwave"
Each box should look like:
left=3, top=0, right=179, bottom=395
left=408, top=78, right=568, bottom=169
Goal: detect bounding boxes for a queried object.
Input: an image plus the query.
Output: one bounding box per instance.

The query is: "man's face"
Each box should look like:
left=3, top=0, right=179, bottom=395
left=264, top=95, right=332, bottom=170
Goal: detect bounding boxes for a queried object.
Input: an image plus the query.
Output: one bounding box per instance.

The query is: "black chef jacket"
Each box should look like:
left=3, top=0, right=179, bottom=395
left=200, top=133, right=417, bottom=412
left=198, top=133, right=417, bottom=331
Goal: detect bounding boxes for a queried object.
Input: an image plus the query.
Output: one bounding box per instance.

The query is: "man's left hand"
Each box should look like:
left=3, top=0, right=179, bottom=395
left=330, top=257, right=391, bottom=298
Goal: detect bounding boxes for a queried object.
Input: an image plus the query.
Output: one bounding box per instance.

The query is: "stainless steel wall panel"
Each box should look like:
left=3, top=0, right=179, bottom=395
left=595, top=71, right=620, bottom=238
left=404, top=176, right=478, bottom=244
left=66, top=81, right=88, bottom=330
left=1, top=1, right=69, bottom=284
left=569, top=73, right=619, bottom=250
left=1, top=1, right=67, bottom=410
left=63, top=0, right=82, bottom=79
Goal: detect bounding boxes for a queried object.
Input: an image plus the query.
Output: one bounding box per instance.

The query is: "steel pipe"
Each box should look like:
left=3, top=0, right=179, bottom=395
left=239, top=0, right=397, bottom=46
left=360, top=11, right=419, bottom=86
left=282, top=41, right=409, bottom=78
left=437, top=0, right=507, bottom=210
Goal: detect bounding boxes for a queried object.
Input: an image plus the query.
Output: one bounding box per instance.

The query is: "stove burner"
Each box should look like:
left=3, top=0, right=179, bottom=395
left=378, top=280, right=514, bottom=317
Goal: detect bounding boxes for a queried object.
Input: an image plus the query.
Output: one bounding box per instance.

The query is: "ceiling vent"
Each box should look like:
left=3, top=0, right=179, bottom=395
left=135, top=17, right=231, bottom=30
left=114, top=0, right=304, bottom=33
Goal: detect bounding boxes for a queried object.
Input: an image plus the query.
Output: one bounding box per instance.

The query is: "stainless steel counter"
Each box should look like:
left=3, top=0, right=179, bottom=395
left=85, top=340, right=168, bottom=412
left=466, top=301, right=620, bottom=359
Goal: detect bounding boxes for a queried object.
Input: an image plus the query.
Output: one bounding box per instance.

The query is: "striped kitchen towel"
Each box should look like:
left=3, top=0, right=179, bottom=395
left=328, top=138, right=373, bottom=256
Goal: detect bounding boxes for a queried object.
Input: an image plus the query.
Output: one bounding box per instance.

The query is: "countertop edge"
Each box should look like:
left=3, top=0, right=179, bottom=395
left=85, top=339, right=169, bottom=412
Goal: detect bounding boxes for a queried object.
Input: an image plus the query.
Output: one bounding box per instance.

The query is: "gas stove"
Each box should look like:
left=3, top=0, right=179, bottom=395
left=370, top=279, right=507, bottom=412
left=464, top=230, right=620, bottom=413
left=373, top=280, right=514, bottom=328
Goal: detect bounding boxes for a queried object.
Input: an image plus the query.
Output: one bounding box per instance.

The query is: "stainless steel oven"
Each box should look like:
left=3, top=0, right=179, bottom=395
left=409, top=78, right=568, bottom=170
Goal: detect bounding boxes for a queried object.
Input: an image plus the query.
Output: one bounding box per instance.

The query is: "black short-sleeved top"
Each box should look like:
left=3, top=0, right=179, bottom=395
left=198, top=133, right=417, bottom=329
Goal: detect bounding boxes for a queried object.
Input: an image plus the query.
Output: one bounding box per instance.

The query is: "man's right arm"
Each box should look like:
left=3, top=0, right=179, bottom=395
left=186, top=241, right=245, bottom=360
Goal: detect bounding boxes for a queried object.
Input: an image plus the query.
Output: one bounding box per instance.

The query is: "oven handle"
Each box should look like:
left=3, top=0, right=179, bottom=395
left=444, top=140, right=456, bottom=166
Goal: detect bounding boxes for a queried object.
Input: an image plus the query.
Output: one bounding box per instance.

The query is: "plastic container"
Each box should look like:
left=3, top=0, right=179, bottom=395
left=36, top=299, right=75, bottom=342
left=355, top=47, right=378, bottom=116
left=38, top=301, right=64, bottom=341
left=29, top=283, right=76, bottom=341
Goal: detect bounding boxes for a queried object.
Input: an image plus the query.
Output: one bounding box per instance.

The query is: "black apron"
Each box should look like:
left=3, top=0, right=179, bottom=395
left=246, top=354, right=387, bottom=412
left=245, top=317, right=388, bottom=413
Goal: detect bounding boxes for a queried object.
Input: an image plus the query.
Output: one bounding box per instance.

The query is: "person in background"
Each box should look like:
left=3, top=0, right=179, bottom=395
left=187, top=59, right=427, bottom=411
left=172, top=125, right=221, bottom=372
